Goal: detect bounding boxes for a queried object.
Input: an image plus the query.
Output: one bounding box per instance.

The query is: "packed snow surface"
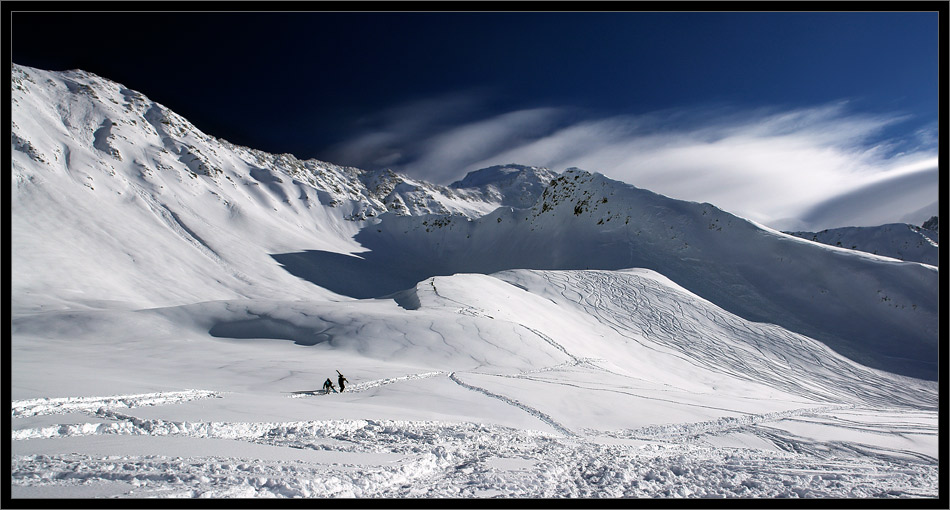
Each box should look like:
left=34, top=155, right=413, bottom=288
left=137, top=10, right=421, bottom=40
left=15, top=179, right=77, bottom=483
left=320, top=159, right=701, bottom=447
left=9, top=64, right=940, bottom=499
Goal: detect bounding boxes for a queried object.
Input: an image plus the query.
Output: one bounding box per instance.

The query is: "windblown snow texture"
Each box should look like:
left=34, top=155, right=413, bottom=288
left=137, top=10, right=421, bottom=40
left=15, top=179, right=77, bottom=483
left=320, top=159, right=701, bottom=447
left=10, top=64, right=939, bottom=499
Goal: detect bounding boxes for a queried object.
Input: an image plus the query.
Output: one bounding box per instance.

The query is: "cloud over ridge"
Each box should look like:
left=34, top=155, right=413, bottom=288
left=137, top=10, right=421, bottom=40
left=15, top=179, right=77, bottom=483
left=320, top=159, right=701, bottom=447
left=321, top=95, right=937, bottom=231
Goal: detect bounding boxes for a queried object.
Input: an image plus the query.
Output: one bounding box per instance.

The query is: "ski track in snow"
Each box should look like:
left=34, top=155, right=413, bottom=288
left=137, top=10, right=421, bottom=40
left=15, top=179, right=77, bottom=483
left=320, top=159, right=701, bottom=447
left=448, top=372, right=577, bottom=437
left=519, top=269, right=935, bottom=409
left=288, top=369, right=579, bottom=437
left=520, top=325, right=581, bottom=363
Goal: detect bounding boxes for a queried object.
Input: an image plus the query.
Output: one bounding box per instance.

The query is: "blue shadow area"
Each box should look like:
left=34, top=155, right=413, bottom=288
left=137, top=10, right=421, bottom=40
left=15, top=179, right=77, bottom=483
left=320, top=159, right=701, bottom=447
left=208, top=317, right=331, bottom=346
left=270, top=250, right=439, bottom=299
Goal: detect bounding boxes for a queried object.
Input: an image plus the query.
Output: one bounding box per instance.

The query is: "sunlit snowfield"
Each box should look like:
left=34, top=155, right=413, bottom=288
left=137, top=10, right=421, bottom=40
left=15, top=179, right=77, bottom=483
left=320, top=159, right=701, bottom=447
left=11, top=270, right=938, bottom=498
left=10, top=64, right=939, bottom=499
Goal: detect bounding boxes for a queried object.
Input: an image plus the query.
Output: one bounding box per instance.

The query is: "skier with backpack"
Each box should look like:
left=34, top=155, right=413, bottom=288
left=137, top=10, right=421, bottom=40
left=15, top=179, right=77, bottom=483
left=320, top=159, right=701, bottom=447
left=323, top=378, right=337, bottom=394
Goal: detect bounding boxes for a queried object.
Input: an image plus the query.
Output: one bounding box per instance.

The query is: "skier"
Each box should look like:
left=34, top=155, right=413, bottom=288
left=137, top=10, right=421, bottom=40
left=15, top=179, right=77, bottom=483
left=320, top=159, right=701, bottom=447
left=323, top=378, right=336, bottom=394
left=337, top=370, right=348, bottom=393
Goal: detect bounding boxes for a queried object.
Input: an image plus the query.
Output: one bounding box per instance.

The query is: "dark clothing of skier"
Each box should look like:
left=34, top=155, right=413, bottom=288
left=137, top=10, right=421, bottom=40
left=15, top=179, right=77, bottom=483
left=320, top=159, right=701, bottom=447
left=323, top=378, right=335, bottom=394
left=337, top=371, right=348, bottom=393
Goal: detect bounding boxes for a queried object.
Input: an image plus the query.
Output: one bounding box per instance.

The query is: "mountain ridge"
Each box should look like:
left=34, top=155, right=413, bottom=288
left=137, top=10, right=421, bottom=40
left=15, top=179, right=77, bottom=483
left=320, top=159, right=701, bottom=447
left=10, top=64, right=555, bottom=307
left=285, top=168, right=935, bottom=379
left=10, top=63, right=938, bottom=380
left=786, top=219, right=938, bottom=265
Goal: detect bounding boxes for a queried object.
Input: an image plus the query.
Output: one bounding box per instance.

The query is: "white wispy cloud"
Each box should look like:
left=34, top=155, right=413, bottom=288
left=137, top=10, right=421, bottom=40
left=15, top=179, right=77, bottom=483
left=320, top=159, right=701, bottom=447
left=322, top=95, right=938, bottom=230
left=797, top=158, right=938, bottom=230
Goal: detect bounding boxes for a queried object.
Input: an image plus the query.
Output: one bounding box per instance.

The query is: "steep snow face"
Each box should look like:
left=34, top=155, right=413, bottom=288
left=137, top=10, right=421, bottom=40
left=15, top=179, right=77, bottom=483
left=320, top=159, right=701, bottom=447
left=786, top=221, right=938, bottom=266
left=9, top=64, right=514, bottom=310
left=11, top=65, right=363, bottom=309
left=282, top=169, right=938, bottom=380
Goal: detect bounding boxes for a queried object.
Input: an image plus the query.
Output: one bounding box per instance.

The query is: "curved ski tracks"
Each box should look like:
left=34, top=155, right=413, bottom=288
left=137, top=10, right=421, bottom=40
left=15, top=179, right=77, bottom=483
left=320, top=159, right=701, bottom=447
left=508, top=269, right=935, bottom=409
left=448, top=372, right=576, bottom=437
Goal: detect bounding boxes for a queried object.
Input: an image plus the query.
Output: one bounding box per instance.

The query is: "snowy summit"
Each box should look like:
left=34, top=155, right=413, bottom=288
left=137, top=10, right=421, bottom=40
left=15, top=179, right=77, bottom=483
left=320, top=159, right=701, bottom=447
left=9, top=64, right=940, bottom=499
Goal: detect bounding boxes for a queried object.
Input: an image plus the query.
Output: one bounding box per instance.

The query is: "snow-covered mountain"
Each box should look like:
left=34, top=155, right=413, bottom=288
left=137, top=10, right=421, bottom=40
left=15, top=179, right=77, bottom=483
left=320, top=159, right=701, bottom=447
left=277, top=167, right=938, bottom=380
left=786, top=218, right=938, bottom=266
left=10, top=64, right=553, bottom=309
left=449, top=164, right=559, bottom=209
left=9, top=64, right=940, bottom=498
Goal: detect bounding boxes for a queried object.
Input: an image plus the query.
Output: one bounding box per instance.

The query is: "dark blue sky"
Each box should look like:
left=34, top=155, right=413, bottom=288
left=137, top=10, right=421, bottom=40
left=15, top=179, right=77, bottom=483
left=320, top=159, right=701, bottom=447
left=10, top=8, right=943, bottom=229
left=11, top=11, right=938, bottom=156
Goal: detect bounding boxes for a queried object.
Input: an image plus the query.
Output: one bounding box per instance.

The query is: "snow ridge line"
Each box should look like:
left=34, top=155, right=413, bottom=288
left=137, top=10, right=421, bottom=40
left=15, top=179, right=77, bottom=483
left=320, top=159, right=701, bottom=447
left=448, top=372, right=576, bottom=437
left=598, top=404, right=856, bottom=443
left=11, top=390, right=222, bottom=418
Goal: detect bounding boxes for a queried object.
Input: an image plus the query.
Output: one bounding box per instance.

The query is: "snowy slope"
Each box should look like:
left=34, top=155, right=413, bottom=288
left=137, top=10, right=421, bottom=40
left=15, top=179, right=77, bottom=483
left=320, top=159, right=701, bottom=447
left=12, top=65, right=359, bottom=308
left=9, top=64, right=940, bottom=499
left=283, top=169, right=938, bottom=380
left=10, top=269, right=938, bottom=498
left=10, top=64, right=550, bottom=310
left=13, top=270, right=937, bottom=497
left=786, top=218, right=939, bottom=266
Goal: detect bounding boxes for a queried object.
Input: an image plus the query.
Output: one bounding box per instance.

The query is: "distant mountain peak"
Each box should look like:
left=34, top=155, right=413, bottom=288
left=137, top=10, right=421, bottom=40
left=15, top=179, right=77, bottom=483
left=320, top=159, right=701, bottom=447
left=449, top=164, right=558, bottom=209
left=450, top=163, right=554, bottom=187
left=785, top=221, right=938, bottom=266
